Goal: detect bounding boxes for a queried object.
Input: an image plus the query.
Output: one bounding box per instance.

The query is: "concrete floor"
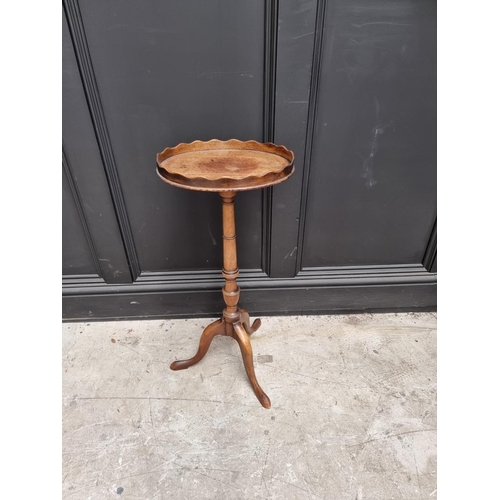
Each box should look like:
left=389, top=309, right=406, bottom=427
left=62, top=312, right=437, bottom=500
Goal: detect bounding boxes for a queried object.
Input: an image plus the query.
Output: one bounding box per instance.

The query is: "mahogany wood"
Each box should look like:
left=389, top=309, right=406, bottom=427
left=170, top=319, right=226, bottom=371
left=240, top=309, right=261, bottom=335
left=157, top=139, right=294, bottom=191
left=159, top=139, right=294, bottom=408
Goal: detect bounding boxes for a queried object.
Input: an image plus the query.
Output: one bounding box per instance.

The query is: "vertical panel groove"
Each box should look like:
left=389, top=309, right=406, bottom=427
left=63, top=0, right=141, bottom=280
left=261, top=0, right=279, bottom=275
left=263, top=0, right=278, bottom=144
left=295, top=0, right=327, bottom=274
left=422, top=220, right=437, bottom=272
left=63, top=144, right=103, bottom=277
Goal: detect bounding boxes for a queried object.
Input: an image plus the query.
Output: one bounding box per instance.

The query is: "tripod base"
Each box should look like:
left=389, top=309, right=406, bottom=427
left=170, top=309, right=271, bottom=409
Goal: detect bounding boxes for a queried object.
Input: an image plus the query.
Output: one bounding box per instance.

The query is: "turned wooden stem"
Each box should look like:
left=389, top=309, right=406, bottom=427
left=220, top=191, right=240, bottom=323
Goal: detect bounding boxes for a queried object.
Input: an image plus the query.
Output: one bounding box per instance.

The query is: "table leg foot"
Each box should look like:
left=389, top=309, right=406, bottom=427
left=232, top=322, right=271, bottom=409
left=240, top=309, right=261, bottom=335
left=170, top=318, right=225, bottom=371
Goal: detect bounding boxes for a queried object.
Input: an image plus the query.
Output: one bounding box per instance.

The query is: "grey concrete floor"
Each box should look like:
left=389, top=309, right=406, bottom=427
left=62, top=312, right=437, bottom=500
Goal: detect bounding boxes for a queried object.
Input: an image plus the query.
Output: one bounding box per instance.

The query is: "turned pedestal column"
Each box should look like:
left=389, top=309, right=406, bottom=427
left=170, top=191, right=270, bottom=408
left=156, top=139, right=294, bottom=408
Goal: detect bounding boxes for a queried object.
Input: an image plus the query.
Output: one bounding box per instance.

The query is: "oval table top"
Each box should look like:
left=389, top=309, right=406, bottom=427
left=157, top=139, right=294, bottom=192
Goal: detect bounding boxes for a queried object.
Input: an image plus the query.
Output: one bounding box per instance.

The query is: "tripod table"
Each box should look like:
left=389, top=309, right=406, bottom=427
left=156, top=139, right=294, bottom=408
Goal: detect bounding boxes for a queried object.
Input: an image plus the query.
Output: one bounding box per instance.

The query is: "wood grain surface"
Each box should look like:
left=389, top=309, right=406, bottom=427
left=157, top=139, right=294, bottom=192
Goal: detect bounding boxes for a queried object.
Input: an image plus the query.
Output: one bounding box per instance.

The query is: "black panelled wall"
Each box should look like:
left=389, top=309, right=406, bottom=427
left=62, top=0, right=436, bottom=321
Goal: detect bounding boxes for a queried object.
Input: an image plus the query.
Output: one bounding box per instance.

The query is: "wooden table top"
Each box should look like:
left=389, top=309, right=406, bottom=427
left=157, top=139, right=294, bottom=192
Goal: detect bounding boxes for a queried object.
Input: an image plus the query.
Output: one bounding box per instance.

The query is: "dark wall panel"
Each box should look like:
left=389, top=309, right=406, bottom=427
left=78, top=0, right=266, bottom=273
left=271, top=0, right=318, bottom=277
left=62, top=166, right=97, bottom=276
left=63, top=9, right=131, bottom=283
left=302, top=0, right=437, bottom=268
left=63, top=0, right=436, bottom=320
